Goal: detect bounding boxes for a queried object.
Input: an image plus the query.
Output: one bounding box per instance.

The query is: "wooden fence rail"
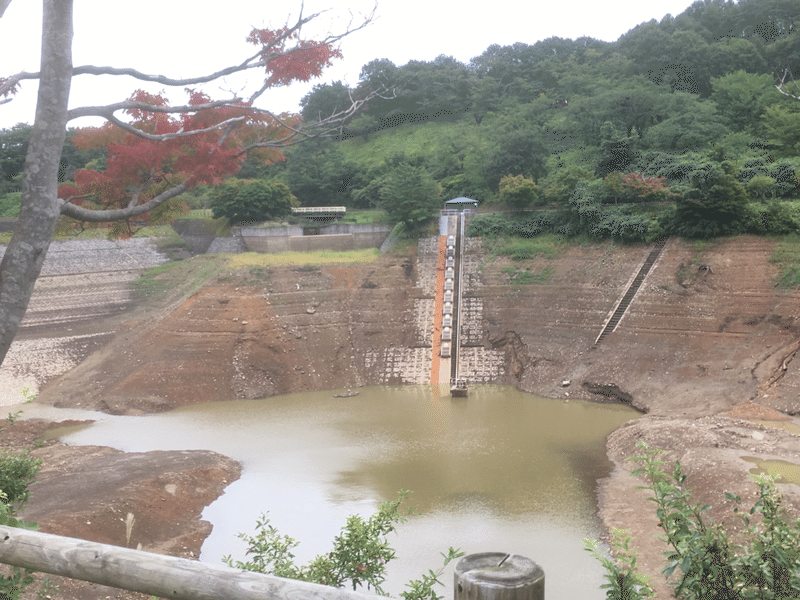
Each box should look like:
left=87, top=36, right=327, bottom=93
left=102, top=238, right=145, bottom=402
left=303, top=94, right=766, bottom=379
left=0, top=526, right=381, bottom=600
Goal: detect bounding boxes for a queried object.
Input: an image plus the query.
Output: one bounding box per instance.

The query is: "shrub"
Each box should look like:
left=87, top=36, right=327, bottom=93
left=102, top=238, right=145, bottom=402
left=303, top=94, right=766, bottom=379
left=769, top=233, right=800, bottom=288
left=0, top=450, right=41, bottom=512
left=588, top=441, right=800, bottom=599
left=0, top=193, right=21, bottom=217
left=0, top=449, right=47, bottom=600
left=497, top=174, right=541, bottom=210
left=211, top=179, right=298, bottom=225
left=224, top=491, right=463, bottom=600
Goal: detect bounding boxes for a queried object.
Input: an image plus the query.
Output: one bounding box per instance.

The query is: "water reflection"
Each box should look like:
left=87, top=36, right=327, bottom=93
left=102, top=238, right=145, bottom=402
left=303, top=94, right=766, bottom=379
left=49, top=385, right=638, bottom=599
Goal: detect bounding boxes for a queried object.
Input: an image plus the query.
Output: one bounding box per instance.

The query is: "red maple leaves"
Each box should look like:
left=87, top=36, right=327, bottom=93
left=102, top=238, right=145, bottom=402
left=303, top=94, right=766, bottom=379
left=60, top=89, right=249, bottom=213
left=58, top=26, right=340, bottom=221
left=248, top=26, right=343, bottom=88
left=604, top=172, right=673, bottom=203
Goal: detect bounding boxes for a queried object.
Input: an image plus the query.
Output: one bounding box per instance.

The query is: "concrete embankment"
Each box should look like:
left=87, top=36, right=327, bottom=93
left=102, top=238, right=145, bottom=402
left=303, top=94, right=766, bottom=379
left=0, top=237, right=169, bottom=404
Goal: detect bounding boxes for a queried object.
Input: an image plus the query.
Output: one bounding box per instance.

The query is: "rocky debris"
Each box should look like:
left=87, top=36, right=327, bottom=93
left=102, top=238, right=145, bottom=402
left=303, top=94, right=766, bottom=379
left=490, top=331, right=529, bottom=379
left=582, top=381, right=635, bottom=406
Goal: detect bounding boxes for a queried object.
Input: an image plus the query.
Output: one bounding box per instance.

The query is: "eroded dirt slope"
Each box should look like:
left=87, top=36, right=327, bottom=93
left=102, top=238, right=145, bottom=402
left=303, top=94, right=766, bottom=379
left=478, top=236, right=800, bottom=416
left=39, top=256, right=419, bottom=414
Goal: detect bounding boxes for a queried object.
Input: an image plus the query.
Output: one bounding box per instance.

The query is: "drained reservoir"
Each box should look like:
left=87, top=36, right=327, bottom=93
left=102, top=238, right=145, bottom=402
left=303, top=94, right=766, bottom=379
left=46, top=385, right=639, bottom=599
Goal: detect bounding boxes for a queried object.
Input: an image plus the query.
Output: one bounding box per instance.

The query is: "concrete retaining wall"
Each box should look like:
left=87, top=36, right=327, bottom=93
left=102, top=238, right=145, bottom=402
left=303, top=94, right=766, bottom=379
left=243, top=231, right=389, bottom=253
left=241, top=223, right=392, bottom=254
left=319, top=223, right=392, bottom=235
left=237, top=226, right=303, bottom=237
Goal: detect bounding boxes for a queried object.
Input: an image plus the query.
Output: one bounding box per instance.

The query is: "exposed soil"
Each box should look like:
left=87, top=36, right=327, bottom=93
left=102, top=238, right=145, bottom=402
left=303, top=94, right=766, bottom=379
left=7, top=235, right=800, bottom=599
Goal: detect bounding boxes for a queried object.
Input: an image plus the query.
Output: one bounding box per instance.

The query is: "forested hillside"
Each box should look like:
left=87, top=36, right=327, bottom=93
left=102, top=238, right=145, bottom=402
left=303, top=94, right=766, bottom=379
left=2, top=0, right=800, bottom=240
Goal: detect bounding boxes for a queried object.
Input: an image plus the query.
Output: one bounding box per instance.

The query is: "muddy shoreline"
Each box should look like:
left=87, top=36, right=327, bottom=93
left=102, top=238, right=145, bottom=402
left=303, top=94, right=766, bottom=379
left=8, top=236, right=800, bottom=599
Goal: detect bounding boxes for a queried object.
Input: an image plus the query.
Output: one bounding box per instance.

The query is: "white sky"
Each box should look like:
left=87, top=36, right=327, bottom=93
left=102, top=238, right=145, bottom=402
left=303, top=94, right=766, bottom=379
left=0, top=0, right=699, bottom=129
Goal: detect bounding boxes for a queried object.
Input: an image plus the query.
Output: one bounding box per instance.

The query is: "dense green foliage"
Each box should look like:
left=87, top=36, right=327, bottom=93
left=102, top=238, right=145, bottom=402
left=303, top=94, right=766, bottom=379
left=2, top=0, right=799, bottom=240
left=210, top=180, right=298, bottom=225
left=0, top=426, right=49, bottom=600
left=223, top=491, right=464, bottom=600
left=588, top=441, right=800, bottom=599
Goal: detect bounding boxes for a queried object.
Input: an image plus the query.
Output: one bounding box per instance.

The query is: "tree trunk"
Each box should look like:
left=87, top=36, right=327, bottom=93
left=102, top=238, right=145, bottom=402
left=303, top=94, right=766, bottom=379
left=0, top=0, right=72, bottom=366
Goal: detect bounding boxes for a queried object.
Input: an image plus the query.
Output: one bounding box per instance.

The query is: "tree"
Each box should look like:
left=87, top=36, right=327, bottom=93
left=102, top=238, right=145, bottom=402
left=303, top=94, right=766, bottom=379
left=673, top=161, right=749, bottom=238
left=0, top=0, right=380, bottom=368
left=543, top=165, right=596, bottom=206
left=483, top=126, right=547, bottom=190
left=0, top=123, right=30, bottom=192
left=602, top=172, right=672, bottom=205
left=710, top=70, right=779, bottom=134
left=282, top=136, right=353, bottom=206
left=763, top=103, right=800, bottom=158
left=497, top=174, right=541, bottom=210
left=746, top=174, right=777, bottom=201
left=210, top=179, right=297, bottom=225
left=379, top=163, right=441, bottom=230
left=300, top=81, right=354, bottom=123
left=641, top=94, right=730, bottom=152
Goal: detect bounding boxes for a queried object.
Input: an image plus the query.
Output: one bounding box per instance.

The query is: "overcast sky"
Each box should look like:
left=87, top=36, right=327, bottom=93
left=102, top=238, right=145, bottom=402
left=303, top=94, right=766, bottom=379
left=0, top=0, right=699, bottom=129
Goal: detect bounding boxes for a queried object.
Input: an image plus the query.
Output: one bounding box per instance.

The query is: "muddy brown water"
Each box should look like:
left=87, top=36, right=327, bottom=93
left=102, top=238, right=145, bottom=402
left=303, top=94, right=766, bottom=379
left=43, top=385, right=638, bottom=599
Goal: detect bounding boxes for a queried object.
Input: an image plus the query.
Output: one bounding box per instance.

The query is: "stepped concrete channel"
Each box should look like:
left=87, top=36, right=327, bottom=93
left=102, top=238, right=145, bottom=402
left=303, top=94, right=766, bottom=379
left=0, top=238, right=169, bottom=404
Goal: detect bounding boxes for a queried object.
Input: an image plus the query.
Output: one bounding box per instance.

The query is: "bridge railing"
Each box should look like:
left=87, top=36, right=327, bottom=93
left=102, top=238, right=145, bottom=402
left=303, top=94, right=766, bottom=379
left=291, top=207, right=347, bottom=214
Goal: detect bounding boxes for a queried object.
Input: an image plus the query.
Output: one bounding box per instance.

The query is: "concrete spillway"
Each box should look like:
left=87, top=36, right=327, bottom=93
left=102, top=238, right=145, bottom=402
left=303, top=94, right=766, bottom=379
left=429, top=211, right=469, bottom=395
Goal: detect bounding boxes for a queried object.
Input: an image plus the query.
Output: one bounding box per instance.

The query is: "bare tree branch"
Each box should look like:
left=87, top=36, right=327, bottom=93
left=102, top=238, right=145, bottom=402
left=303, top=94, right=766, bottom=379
left=106, top=113, right=247, bottom=142
left=776, top=68, right=800, bottom=100
left=59, top=180, right=191, bottom=222
left=67, top=97, right=246, bottom=121
left=239, top=79, right=392, bottom=153
left=7, top=2, right=376, bottom=102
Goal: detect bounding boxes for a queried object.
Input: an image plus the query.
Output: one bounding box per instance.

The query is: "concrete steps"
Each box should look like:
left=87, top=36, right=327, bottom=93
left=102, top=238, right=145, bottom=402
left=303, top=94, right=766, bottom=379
left=595, top=237, right=668, bottom=345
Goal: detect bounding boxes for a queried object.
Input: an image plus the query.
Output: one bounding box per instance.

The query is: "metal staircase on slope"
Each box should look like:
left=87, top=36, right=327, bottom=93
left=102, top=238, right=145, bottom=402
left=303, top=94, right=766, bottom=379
left=594, top=237, right=668, bottom=346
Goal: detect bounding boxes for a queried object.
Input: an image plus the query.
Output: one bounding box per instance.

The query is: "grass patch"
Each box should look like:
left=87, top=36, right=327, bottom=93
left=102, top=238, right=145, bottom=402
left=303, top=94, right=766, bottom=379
left=133, top=261, right=189, bottom=300
left=341, top=210, right=390, bottom=224
left=501, top=265, right=553, bottom=284
left=133, top=255, right=226, bottom=301
left=186, top=209, right=215, bottom=218
left=225, top=249, right=380, bottom=268
left=492, top=233, right=568, bottom=260
left=770, top=233, right=800, bottom=288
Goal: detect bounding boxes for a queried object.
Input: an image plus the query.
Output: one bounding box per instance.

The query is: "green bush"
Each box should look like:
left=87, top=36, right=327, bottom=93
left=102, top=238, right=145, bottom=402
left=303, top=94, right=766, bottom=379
left=770, top=233, right=800, bottom=288
left=588, top=441, right=800, bottom=599
left=224, top=491, right=463, bottom=600
left=0, top=449, right=48, bottom=600
left=0, top=449, right=40, bottom=512
left=742, top=201, right=800, bottom=235
left=0, top=193, right=21, bottom=217
left=211, top=180, right=298, bottom=226
left=466, top=213, right=555, bottom=239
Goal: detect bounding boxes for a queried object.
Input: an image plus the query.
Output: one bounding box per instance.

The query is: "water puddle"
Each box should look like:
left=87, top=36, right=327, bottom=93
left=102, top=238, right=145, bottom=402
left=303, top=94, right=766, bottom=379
left=742, top=456, right=800, bottom=485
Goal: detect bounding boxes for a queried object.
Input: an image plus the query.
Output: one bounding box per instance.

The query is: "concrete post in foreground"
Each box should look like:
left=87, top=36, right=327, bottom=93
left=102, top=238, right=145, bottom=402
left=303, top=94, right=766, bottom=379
left=454, top=553, right=544, bottom=600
